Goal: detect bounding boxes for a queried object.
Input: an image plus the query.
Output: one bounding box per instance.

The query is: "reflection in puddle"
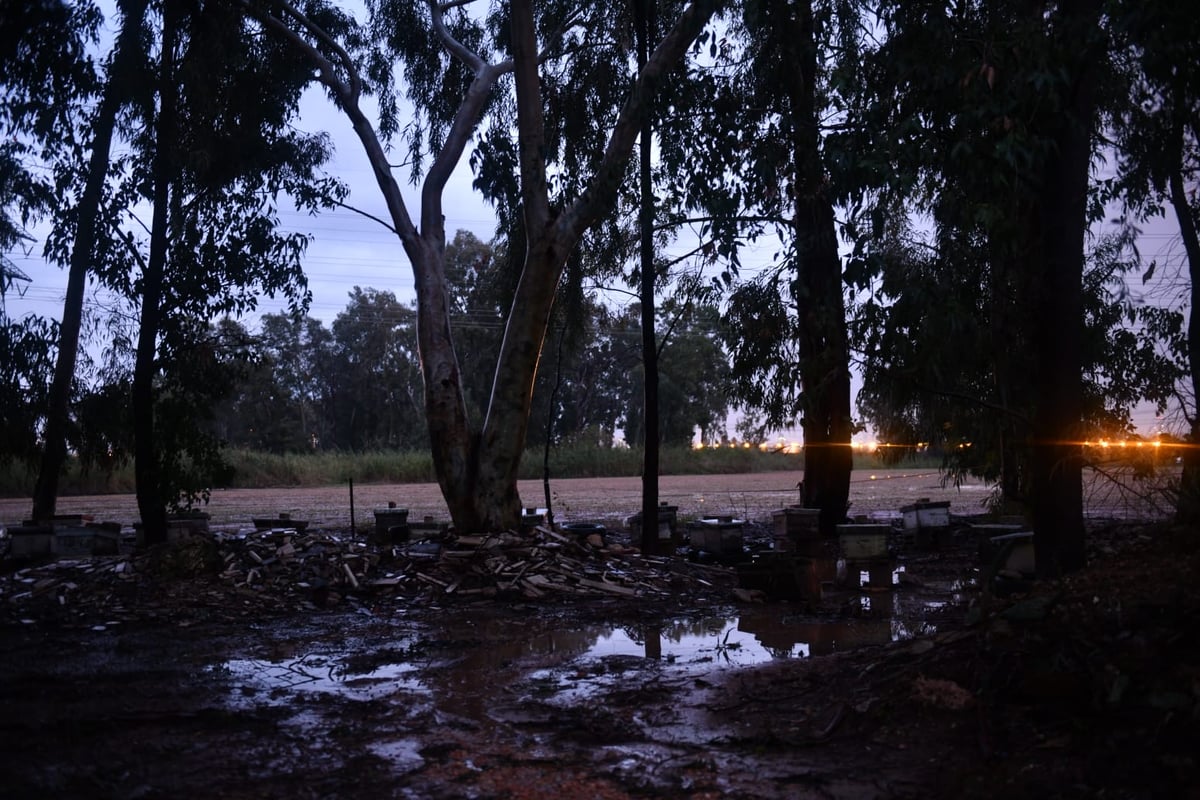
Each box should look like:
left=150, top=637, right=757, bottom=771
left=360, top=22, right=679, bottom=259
left=218, top=650, right=427, bottom=705
left=215, top=608, right=936, bottom=709
left=586, top=619, right=784, bottom=663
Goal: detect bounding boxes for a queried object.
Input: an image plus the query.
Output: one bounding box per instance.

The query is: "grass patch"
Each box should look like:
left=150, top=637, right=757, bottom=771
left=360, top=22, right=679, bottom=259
left=0, top=458, right=137, bottom=498
left=222, top=449, right=438, bottom=487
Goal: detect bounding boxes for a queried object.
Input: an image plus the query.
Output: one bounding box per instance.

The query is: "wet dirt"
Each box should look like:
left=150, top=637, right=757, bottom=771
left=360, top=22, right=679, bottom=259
left=0, top=474, right=1196, bottom=799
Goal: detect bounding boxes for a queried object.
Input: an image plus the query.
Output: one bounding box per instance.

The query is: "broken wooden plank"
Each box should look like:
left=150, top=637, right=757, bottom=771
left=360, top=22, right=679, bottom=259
left=577, top=577, right=639, bottom=597
left=520, top=579, right=546, bottom=599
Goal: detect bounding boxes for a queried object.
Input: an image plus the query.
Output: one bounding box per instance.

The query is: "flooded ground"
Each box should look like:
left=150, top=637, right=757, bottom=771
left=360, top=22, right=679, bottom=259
left=0, top=596, right=969, bottom=799
left=0, top=472, right=1194, bottom=798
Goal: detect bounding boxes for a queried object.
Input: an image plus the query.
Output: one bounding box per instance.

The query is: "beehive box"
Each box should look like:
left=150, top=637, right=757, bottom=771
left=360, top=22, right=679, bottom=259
left=837, top=524, right=890, bottom=559
left=689, top=518, right=744, bottom=556
left=986, top=530, right=1035, bottom=575
left=628, top=504, right=680, bottom=543
left=771, top=506, right=821, bottom=551
left=373, top=507, right=410, bottom=544
left=9, top=525, right=53, bottom=558
left=53, top=526, right=98, bottom=557
left=900, top=500, right=950, bottom=531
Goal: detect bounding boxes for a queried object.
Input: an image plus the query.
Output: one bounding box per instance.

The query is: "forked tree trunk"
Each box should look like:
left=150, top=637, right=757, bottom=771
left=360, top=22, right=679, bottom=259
left=427, top=0, right=715, bottom=532
left=255, top=0, right=717, bottom=532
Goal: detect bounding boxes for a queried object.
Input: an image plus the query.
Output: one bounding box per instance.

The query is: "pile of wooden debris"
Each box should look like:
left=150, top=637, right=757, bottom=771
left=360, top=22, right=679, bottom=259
left=0, top=523, right=740, bottom=625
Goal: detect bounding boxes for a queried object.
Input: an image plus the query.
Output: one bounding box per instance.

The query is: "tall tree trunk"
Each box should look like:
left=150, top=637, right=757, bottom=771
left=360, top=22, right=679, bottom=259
left=636, top=0, right=661, bottom=554
left=1168, top=157, right=1200, bottom=522
left=990, top=237, right=1032, bottom=514
left=782, top=0, right=852, bottom=536
left=252, top=0, right=716, bottom=533
left=1030, top=1, right=1097, bottom=578
left=468, top=0, right=713, bottom=533
left=31, top=0, right=149, bottom=522
left=134, top=3, right=178, bottom=546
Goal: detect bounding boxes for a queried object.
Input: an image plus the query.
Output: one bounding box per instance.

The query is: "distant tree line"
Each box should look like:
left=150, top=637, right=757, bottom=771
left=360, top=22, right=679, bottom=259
left=207, top=232, right=732, bottom=456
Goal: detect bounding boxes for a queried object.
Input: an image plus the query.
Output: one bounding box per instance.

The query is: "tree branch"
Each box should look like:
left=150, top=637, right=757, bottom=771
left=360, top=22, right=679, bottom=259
left=244, top=0, right=359, bottom=101
left=332, top=199, right=397, bottom=234
left=422, top=3, right=513, bottom=242
left=429, top=0, right=485, bottom=73
left=557, top=0, right=719, bottom=244
left=243, top=0, right=420, bottom=245
left=511, top=0, right=551, bottom=235
left=654, top=213, right=792, bottom=234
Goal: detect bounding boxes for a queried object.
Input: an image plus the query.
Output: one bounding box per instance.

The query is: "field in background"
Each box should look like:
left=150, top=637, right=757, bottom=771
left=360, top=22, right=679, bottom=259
left=0, top=444, right=940, bottom=497
left=0, top=465, right=1176, bottom=531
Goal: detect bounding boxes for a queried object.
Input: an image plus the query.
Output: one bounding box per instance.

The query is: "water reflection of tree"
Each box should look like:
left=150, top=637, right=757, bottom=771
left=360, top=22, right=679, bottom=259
left=623, top=617, right=735, bottom=659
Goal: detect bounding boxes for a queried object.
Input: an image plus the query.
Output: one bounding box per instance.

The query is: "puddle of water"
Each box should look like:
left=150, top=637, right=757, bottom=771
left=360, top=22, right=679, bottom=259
left=217, top=650, right=427, bottom=706
left=213, top=606, right=938, bottom=715
left=586, top=619, right=784, bottom=663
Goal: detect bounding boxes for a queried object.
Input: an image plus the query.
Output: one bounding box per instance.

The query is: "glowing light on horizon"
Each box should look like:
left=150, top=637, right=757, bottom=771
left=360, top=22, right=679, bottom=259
left=692, top=435, right=1187, bottom=453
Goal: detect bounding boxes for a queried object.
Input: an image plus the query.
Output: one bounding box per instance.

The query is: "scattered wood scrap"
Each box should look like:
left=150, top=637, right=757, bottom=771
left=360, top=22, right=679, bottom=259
left=0, top=523, right=739, bottom=624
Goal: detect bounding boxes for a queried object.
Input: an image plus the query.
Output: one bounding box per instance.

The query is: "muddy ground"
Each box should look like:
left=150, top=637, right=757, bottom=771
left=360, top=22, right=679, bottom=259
left=0, top=472, right=1196, bottom=799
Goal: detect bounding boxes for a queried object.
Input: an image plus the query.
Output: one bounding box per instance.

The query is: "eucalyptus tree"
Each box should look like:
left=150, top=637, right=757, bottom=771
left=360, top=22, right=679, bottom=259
left=658, top=0, right=862, bottom=533
left=538, top=301, right=639, bottom=448
left=264, top=312, right=338, bottom=451
left=624, top=301, right=733, bottom=447
left=33, top=0, right=147, bottom=522
left=1, top=0, right=110, bottom=508
left=856, top=229, right=1186, bottom=506
left=216, top=313, right=335, bottom=452
left=80, top=0, right=339, bottom=540
left=246, top=0, right=719, bottom=531
left=853, top=231, right=1015, bottom=490
left=847, top=0, right=1111, bottom=575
